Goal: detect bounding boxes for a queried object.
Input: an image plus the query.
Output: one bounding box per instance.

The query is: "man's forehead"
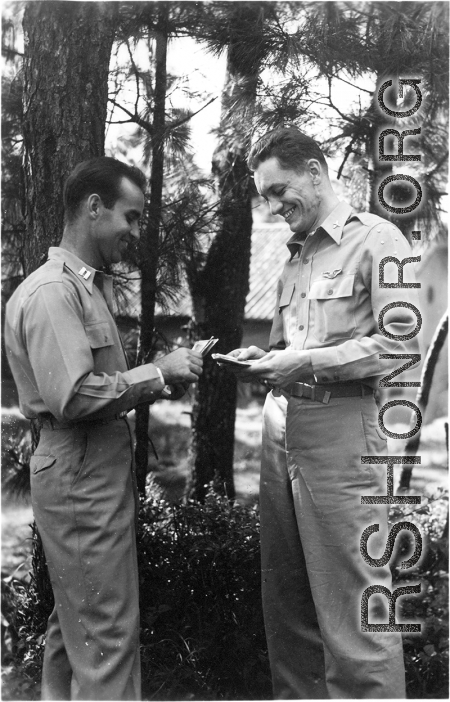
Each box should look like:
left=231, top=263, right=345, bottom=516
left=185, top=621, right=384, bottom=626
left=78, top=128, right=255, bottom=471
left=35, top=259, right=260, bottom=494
left=254, top=159, right=292, bottom=192
left=117, top=177, right=145, bottom=209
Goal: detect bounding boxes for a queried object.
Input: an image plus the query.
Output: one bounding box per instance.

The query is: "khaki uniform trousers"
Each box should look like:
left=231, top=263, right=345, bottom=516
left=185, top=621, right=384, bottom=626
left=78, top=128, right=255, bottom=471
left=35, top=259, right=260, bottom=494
left=260, top=390, right=406, bottom=699
left=30, top=417, right=141, bottom=700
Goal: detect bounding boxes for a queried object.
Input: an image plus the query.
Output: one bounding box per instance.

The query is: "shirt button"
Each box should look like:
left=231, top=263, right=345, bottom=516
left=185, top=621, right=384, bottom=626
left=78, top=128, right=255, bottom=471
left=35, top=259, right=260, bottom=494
left=304, top=258, right=309, bottom=264
left=301, top=292, right=306, bottom=298
left=299, top=325, right=304, bottom=330
left=327, top=289, right=333, bottom=295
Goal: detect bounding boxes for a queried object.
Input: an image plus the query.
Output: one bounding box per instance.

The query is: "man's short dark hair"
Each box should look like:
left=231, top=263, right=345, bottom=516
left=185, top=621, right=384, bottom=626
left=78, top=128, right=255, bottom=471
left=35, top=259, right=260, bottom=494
left=63, top=157, right=147, bottom=221
left=247, top=126, right=328, bottom=174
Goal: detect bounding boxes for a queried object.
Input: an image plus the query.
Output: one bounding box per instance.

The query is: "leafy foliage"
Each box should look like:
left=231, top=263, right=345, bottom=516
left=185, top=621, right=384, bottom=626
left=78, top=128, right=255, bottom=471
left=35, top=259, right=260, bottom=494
left=1, top=422, right=31, bottom=499
left=2, top=480, right=447, bottom=700
left=137, top=487, right=271, bottom=700
left=390, top=490, right=449, bottom=698
left=2, top=525, right=52, bottom=701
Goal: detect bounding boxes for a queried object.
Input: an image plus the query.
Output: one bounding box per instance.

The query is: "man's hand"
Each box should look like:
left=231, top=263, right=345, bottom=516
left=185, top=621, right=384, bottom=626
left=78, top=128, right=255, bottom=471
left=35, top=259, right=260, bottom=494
left=219, top=346, right=267, bottom=382
left=155, top=348, right=203, bottom=385
left=241, top=349, right=313, bottom=389
left=227, top=346, right=267, bottom=361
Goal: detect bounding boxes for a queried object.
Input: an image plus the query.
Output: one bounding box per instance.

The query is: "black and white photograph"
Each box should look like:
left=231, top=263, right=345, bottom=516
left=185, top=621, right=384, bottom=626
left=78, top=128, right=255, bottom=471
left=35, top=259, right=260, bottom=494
left=1, top=1, right=448, bottom=700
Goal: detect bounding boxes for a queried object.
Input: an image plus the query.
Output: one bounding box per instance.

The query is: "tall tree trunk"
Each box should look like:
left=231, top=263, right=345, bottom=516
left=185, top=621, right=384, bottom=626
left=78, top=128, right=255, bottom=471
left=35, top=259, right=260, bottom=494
left=20, top=0, right=116, bottom=617
left=22, top=1, right=116, bottom=274
left=399, top=311, right=448, bottom=489
left=188, top=4, right=266, bottom=501
left=135, top=6, right=169, bottom=495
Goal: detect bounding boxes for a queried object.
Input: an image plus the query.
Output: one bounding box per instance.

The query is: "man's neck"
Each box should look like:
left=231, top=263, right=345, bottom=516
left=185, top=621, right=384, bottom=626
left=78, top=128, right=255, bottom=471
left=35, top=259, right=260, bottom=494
left=310, top=192, right=340, bottom=234
left=60, top=222, right=98, bottom=269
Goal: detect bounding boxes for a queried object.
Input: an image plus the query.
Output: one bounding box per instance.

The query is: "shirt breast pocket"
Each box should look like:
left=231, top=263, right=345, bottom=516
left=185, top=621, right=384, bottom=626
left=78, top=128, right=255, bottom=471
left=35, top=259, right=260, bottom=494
left=30, top=454, right=56, bottom=475
left=308, top=274, right=356, bottom=344
left=84, top=321, right=114, bottom=349
left=278, top=283, right=295, bottom=313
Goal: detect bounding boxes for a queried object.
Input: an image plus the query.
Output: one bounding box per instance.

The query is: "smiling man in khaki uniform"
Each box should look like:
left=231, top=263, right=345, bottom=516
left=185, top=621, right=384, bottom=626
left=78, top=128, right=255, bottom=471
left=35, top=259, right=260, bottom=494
left=5, top=158, right=203, bottom=700
left=225, top=127, right=421, bottom=698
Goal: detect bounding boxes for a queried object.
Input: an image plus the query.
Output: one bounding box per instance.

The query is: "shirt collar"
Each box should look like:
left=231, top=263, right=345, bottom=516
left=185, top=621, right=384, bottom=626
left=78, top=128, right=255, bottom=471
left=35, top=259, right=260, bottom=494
left=286, top=201, right=354, bottom=259
left=317, top=201, right=354, bottom=245
left=48, top=247, right=108, bottom=295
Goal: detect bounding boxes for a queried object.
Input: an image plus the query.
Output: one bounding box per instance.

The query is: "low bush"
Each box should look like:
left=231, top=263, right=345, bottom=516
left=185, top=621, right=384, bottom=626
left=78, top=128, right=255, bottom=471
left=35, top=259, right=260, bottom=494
left=137, top=485, right=271, bottom=700
left=2, top=487, right=271, bottom=701
left=390, top=489, right=449, bottom=699
left=2, top=524, right=52, bottom=700
left=2, top=483, right=448, bottom=700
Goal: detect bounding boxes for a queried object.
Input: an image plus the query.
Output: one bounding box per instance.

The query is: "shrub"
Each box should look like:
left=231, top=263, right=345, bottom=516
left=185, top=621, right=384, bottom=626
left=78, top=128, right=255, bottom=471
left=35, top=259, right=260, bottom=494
left=2, top=483, right=447, bottom=700
left=390, top=489, right=449, bottom=698
left=1, top=421, right=32, bottom=498
left=137, top=485, right=271, bottom=700
left=2, top=524, right=52, bottom=700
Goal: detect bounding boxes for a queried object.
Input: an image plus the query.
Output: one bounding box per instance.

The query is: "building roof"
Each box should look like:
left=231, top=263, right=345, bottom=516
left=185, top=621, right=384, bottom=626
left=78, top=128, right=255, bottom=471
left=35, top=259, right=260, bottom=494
left=117, top=224, right=448, bottom=325
left=244, top=225, right=290, bottom=320
left=118, top=224, right=291, bottom=323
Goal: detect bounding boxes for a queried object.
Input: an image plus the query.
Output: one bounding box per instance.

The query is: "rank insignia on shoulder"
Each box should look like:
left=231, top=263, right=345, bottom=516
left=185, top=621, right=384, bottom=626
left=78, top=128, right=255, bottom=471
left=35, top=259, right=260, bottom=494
left=78, top=267, right=92, bottom=280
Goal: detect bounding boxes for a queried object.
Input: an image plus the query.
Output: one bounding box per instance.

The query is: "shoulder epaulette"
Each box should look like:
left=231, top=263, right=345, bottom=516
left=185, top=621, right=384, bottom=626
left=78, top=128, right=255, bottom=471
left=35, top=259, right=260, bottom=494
left=355, top=212, right=391, bottom=227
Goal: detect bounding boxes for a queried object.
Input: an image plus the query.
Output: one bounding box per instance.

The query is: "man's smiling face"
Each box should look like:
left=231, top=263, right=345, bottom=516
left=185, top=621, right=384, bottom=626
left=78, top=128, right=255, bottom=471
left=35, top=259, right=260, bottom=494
left=254, top=156, right=322, bottom=234
left=91, top=177, right=145, bottom=268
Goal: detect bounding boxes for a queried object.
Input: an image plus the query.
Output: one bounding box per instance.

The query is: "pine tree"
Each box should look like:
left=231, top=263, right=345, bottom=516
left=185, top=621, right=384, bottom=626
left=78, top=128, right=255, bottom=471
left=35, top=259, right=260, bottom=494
left=22, top=1, right=117, bottom=274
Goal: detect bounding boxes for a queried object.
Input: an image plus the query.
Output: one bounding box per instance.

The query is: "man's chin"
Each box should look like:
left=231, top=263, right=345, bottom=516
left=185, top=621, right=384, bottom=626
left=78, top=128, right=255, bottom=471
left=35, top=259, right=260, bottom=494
left=288, top=218, right=302, bottom=233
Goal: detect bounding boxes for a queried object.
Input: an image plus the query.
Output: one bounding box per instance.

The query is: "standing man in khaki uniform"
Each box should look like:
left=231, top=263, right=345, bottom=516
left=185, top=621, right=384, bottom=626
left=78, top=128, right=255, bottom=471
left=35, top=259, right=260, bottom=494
left=225, top=127, right=421, bottom=698
left=4, top=157, right=203, bottom=700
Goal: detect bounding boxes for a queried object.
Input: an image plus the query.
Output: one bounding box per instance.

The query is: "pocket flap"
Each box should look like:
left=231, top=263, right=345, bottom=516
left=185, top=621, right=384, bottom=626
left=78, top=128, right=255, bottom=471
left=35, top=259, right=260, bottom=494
left=279, top=283, right=295, bottom=308
left=85, top=321, right=114, bottom=349
left=30, top=455, right=56, bottom=474
left=308, top=274, right=355, bottom=300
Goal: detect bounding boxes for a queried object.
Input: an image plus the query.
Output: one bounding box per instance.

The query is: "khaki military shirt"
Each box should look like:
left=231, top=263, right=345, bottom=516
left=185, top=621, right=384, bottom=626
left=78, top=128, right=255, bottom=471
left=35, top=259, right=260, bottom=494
left=5, top=247, right=164, bottom=422
left=269, top=201, right=421, bottom=386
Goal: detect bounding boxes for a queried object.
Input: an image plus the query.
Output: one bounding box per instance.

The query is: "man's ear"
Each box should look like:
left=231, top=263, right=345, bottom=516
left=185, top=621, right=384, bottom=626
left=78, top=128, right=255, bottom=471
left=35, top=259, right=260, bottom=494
left=87, top=193, right=102, bottom=219
left=307, top=159, right=322, bottom=185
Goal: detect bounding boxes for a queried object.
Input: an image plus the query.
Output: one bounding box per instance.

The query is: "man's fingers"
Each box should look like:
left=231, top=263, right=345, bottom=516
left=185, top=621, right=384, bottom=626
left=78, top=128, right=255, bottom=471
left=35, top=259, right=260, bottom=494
left=155, top=347, right=204, bottom=385
left=226, top=346, right=266, bottom=361
left=226, top=348, right=245, bottom=359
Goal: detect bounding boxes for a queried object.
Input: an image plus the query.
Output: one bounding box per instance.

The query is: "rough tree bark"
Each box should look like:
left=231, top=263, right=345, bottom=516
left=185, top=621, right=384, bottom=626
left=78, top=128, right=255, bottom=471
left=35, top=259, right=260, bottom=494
left=22, top=0, right=116, bottom=274
left=19, top=0, right=117, bottom=607
left=188, top=4, right=267, bottom=501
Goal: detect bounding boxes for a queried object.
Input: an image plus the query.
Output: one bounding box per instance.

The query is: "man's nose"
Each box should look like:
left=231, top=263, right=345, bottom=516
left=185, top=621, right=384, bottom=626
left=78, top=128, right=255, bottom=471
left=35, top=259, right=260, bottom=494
left=130, top=222, right=140, bottom=240
left=269, top=198, right=283, bottom=216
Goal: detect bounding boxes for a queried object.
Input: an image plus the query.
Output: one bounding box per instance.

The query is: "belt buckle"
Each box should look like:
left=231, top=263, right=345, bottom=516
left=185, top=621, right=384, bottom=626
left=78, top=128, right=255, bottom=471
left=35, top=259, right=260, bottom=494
left=295, top=382, right=314, bottom=400
left=301, top=382, right=314, bottom=401
left=296, top=383, right=331, bottom=404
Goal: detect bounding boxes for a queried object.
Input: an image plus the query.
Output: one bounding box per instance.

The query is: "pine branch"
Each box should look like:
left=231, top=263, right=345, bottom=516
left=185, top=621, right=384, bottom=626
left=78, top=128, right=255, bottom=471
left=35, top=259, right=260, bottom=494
left=108, top=98, right=153, bottom=134
left=166, top=97, right=218, bottom=131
